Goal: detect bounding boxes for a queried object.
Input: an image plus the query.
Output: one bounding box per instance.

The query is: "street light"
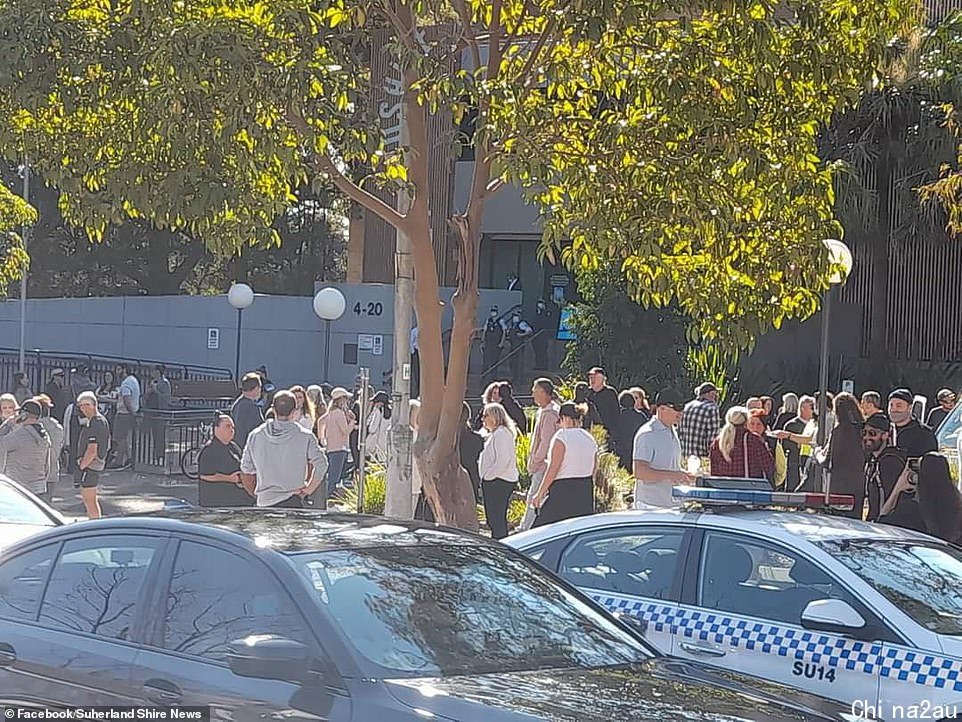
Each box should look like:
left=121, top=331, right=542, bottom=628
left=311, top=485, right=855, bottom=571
left=816, top=239, right=854, bottom=489
left=227, top=283, right=255, bottom=383
left=314, top=287, right=346, bottom=383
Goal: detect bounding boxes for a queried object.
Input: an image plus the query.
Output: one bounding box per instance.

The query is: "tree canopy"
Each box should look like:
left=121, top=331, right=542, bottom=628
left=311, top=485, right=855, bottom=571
left=0, top=0, right=912, bottom=522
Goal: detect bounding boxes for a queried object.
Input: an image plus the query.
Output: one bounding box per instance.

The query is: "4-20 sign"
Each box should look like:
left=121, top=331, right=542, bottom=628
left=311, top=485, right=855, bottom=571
left=353, top=301, right=384, bottom=317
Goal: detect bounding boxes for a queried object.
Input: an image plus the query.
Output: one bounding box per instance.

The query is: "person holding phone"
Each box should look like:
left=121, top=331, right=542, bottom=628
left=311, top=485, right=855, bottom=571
left=0, top=398, right=51, bottom=499
left=878, top=457, right=926, bottom=533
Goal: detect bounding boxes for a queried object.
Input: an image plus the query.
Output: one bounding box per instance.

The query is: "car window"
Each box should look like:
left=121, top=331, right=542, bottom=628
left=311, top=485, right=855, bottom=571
left=559, top=528, right=684, bottom=600
left=0, top=481, right=56, bottom=526
left=292, top=544, right=650, bottom=679
left=821, top=539, right=962, bottom=636
left=161, top=541, right=309, bottom=663
left=39, top=536, right=161, bottom=640
left=0, top=545, right=57, bottom=621
left=698, top=533, right=853, bottom=625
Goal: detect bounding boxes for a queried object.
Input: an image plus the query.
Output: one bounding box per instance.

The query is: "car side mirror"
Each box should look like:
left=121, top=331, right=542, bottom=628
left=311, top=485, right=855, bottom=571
left=227, top=635, right=310, bottom=682
left=801, top=599, right=866, bottom=637
left=613, top=612, right=649, bottom=637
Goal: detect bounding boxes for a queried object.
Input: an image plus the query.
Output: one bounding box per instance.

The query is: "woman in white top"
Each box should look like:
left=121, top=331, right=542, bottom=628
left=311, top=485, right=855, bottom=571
left=366, top=391, right=392, bottom=462
left=290, top=385, right=317, bottom=432
left=410, top=399, right=424, bottom=516
left=532, top=402, right=598, bottom=527
left=478, top=402, right=519, bottom=540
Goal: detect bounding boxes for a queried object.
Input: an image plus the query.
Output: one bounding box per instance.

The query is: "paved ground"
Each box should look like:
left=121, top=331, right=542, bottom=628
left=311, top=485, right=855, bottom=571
left=49, top=469, right=199, bottom=518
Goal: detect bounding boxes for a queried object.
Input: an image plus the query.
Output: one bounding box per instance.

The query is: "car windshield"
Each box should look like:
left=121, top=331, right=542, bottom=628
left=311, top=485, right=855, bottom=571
left=820, top=539, right=962, bottom=635
left=0, top=481, right=55, bottom=527
left=291, top=543, right=651, bottom=678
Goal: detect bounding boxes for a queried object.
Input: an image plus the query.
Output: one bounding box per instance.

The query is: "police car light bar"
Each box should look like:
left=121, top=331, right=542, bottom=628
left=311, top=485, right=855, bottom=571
left=672, top=485, right=855, bottom=511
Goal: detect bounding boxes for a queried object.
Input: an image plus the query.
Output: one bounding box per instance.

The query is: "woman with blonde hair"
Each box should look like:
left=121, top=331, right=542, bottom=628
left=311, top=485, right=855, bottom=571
left=478, top=402, right=518, bottom=539
left=0, top=393, right=18, bottom=421
left=709, top=406, right=774, bottom=481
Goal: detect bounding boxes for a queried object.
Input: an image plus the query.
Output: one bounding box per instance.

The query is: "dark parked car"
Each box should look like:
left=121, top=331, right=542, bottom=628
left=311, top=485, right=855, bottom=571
left=0, top=473, right=64, bottom=551
left=0, top=510, right=851, bottom=720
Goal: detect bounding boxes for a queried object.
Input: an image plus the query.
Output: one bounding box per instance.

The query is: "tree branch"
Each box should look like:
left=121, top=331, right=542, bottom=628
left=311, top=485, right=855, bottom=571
left=315, top=155, right=410, bottom=231
left=285, top=109, right=410, bottom=231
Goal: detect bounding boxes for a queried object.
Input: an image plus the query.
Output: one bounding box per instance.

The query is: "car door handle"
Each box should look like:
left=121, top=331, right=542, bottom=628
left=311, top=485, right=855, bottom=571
left=0, top=642, right=16, bottom=667
left=143, top=679, right=182, bottom=705
left=679, top=641, right=727, bottom=658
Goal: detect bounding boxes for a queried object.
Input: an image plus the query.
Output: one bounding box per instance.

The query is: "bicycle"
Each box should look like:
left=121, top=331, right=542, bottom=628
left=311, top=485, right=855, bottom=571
left=179, top=422, right=212, bottom=480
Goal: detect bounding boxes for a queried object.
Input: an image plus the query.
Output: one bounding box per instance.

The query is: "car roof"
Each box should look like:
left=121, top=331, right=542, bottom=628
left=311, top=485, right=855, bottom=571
left=507, top=508, right=937, bottom=547
left=14, top=509, right=488, bottom=555
left=0, top=473, right=66, bottom=525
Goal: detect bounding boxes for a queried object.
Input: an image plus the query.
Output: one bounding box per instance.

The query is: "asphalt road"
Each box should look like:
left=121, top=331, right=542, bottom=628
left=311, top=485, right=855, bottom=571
left=49, top=469, right=199, bottom=518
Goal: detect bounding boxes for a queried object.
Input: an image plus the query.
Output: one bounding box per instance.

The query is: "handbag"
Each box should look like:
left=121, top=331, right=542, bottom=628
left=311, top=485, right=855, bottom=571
left=773, top=441, right=788, bottom=489
left=743, top=433, right=750, bottom=478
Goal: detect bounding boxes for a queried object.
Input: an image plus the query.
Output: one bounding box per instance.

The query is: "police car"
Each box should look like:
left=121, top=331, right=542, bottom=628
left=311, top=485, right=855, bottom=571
left=507, top=482, right=962, bottom=720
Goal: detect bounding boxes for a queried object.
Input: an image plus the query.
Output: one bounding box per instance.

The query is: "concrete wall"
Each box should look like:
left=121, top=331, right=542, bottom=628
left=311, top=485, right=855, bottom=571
left=0, top=284, right=521, bottom=390
left=453, top=162, right=542, bottom=236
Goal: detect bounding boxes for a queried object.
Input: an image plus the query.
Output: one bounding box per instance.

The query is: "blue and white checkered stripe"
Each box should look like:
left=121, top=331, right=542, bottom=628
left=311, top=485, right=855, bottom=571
left=589, top=590, right=962, bottom=693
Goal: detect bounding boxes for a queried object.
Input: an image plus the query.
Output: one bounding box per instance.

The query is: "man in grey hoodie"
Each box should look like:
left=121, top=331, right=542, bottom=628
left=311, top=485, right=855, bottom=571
left=240, top=390, right=328, bottom=508
left=0, top=399, right=51, bottom=497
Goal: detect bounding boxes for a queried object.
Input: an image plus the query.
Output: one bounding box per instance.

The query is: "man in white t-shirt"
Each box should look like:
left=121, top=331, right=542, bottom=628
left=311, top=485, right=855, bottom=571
left=110, top=365, right=141, bottom=470
left=633, top=389, right=695, bottom=508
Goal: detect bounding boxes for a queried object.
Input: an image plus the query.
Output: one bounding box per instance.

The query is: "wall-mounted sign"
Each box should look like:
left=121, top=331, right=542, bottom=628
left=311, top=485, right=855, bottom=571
left=358, top=334, right=374, bottom=351
left=207, top=328, right=220, bottom=350
left=557, top=307, right=576, bottom=341
left=372, top=335, right=384, bottom=356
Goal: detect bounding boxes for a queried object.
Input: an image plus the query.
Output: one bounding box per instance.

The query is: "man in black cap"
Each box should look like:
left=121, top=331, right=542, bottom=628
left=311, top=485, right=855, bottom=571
left=43, top=368, right=69, bottom=423
left=926, top=388, right=957, bottom=432
left=679, top=381, right=721, bottom=460
left=888, top=388, right=937, bottom=458
left=586, top=367, right=620, bottom=437
left=862, top=412, right=907, bottom=522
left=633, top=388, right=695, bottom=508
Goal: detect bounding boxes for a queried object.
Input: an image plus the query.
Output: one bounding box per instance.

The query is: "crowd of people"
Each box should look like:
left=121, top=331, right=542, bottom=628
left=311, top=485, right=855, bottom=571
left=6, top=358, right=961, bottom=546
left=0, top=363, right=175, bottom=519
left=469, top=368, right=962, bottom=544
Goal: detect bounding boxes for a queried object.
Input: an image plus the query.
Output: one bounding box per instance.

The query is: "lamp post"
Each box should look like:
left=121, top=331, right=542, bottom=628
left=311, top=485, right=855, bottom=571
left=17, top=156, right=30, bottom=374
left=314, top=287, right=346, bottom=383
left=816, top=239, right=853, bottom=492
left=227, top=283, right=254, bottom=383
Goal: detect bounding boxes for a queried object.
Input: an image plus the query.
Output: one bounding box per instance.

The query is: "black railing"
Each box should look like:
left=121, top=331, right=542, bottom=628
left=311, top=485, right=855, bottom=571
left=0, top=347, right=232, bottom=399
left=132, top=408, right=225, bottom=478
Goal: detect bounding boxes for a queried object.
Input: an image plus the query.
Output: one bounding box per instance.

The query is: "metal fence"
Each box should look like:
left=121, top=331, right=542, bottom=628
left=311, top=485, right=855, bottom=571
left=0, top=347, right=232, bottom=399
left=131, top=408, right=226, bottom=478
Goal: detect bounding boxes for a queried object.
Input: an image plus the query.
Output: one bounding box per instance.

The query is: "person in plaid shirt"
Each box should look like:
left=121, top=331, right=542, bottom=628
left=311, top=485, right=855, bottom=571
left=679, top=382, right=721, bottom=459
left=709, top=406, right=774, bottom=480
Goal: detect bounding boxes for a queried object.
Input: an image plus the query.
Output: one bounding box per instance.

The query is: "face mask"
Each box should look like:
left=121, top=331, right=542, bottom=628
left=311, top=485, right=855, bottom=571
left=889, top=408, right=911, bottom=425
left=490, top=311, right=498, bottom=318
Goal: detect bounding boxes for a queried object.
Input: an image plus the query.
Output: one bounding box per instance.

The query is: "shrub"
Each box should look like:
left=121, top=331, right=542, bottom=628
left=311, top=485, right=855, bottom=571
left=515, top=433, right=532, bottom=491
left=595, top=450, right=633, bottom=512
left=341, top=463, right=386, bottom=516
